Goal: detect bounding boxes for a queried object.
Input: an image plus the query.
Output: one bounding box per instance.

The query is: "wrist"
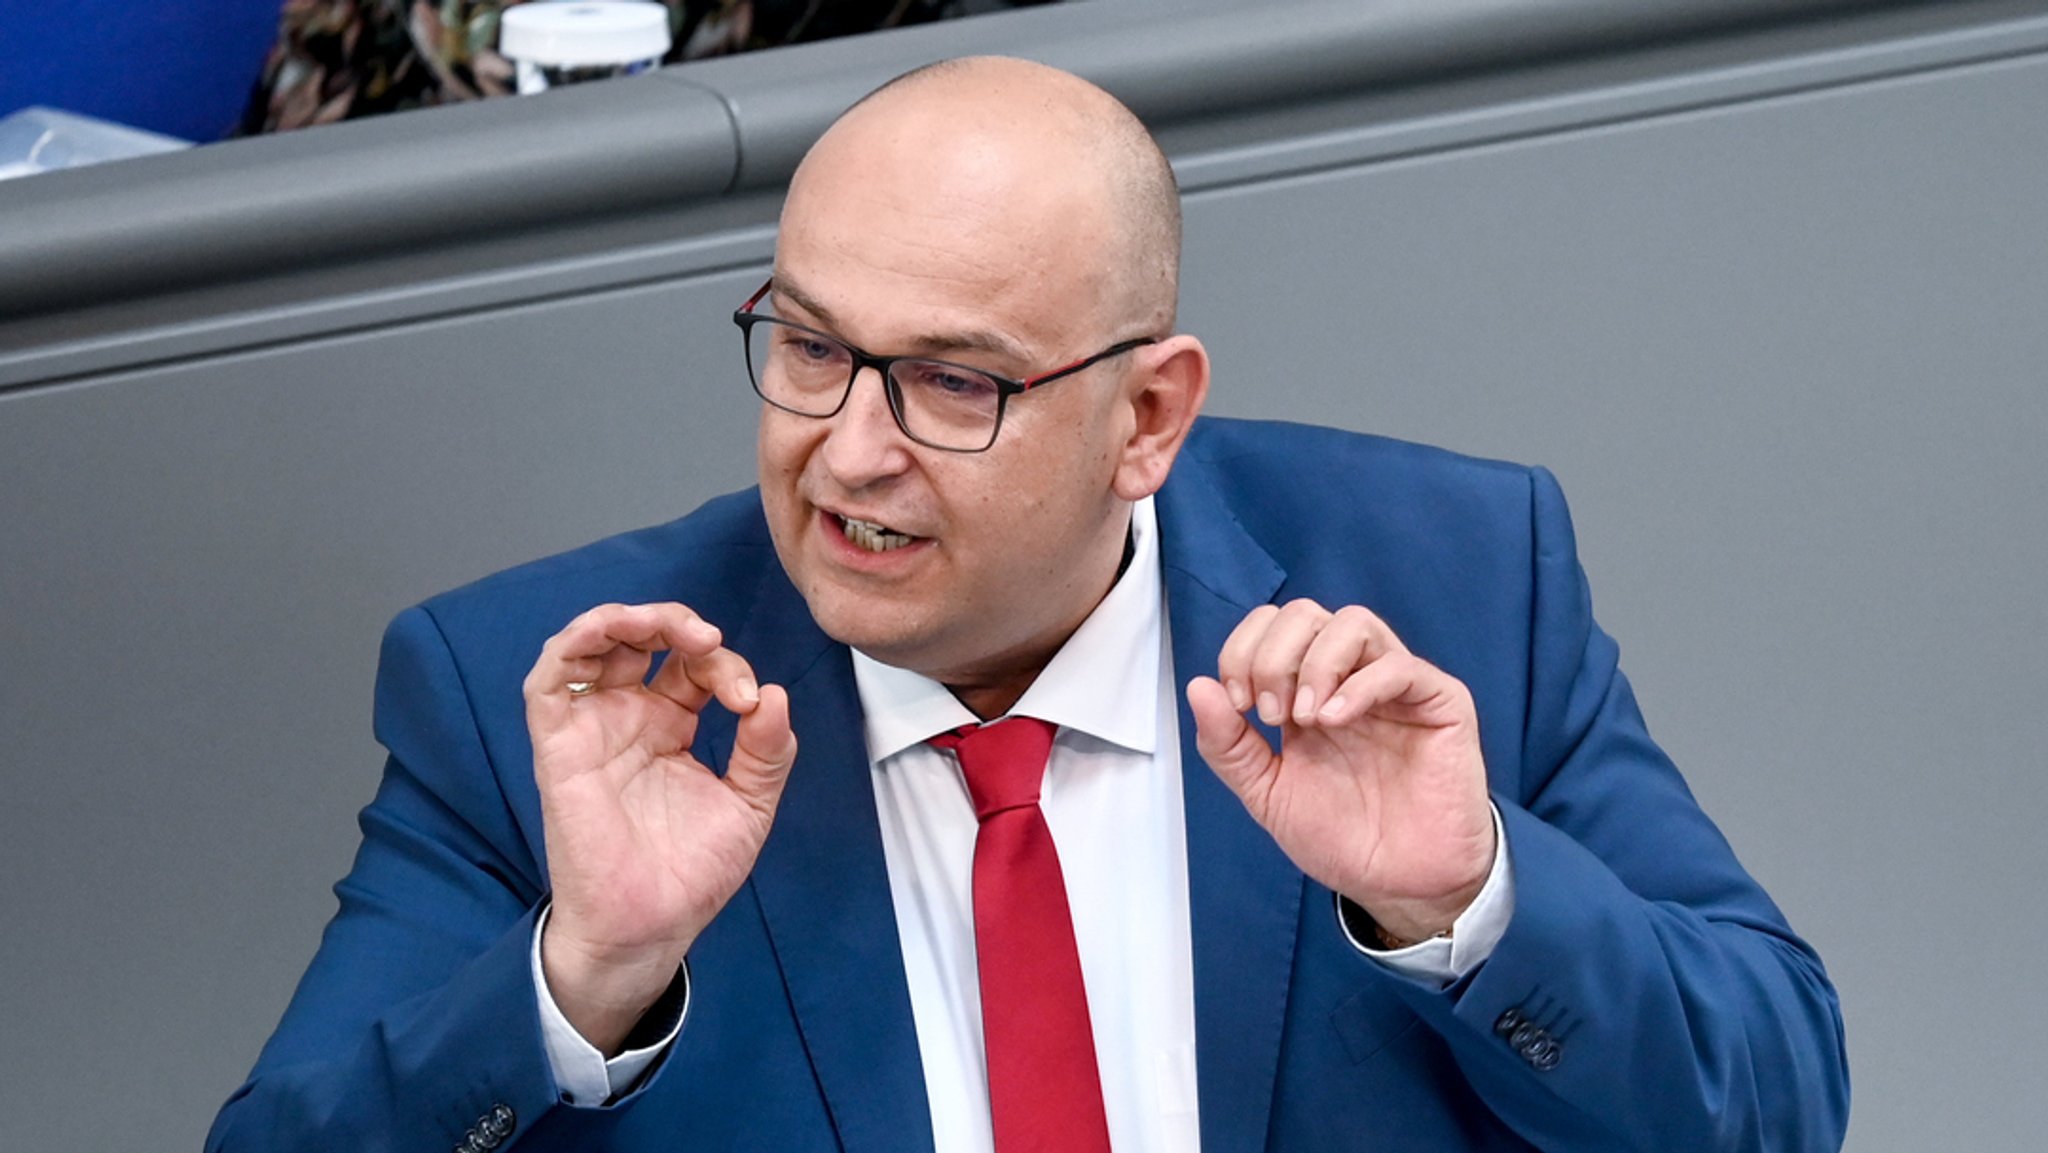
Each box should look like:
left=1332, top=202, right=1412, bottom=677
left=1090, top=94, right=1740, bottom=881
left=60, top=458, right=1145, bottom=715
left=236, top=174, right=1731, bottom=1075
left=540, top=922, right=687, bottom=1056
left=1370, top=915, right=1450, bottom=951
left=1346, top=856, right=1491, bottom=947
left=1355, top=809, right=1499, bottom=945
left=1365, top=889, right=1477, bottom=946
left=1343, top=896, right=1460, bottom=950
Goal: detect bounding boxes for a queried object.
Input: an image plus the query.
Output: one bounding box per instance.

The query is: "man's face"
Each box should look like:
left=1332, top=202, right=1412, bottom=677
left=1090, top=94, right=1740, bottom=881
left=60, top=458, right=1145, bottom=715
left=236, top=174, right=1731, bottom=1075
left=757, top=114, right=1143, bottom=699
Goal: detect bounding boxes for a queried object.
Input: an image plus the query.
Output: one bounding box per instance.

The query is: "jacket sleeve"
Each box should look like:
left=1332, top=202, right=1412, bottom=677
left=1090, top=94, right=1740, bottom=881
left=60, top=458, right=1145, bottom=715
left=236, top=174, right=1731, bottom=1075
left=1385, top=466, right=1850, bottom=1151
left=206, top=605, right=647, bottom=1152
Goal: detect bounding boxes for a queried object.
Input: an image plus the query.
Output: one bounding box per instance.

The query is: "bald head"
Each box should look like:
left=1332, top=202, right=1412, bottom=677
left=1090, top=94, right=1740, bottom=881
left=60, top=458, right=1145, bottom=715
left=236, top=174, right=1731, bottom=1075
left=788, top=56, right=1182, bottom=335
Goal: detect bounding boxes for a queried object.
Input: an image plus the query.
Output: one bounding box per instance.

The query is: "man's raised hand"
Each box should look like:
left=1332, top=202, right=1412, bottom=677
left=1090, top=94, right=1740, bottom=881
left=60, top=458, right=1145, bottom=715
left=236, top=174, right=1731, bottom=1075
left=523, top=603, right=796, bottom=1054
left=1186, top=600, right=1495, bottom=945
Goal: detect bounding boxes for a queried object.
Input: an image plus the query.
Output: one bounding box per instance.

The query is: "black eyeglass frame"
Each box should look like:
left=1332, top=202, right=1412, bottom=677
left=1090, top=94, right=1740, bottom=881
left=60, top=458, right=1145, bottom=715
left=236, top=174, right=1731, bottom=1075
left=733, top=279, right=1159, bottom=453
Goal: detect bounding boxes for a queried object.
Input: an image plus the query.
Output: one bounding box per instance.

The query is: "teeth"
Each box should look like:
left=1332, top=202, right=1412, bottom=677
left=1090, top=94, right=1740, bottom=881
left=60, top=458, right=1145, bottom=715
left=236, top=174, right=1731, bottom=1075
left=840, top=515, right=915, bottom=553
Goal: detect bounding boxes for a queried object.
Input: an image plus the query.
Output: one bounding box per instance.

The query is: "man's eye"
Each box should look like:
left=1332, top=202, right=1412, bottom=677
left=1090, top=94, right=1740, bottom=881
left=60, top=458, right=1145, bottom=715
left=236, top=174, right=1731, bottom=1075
left=773, top=328, right=840, bottom=362
left=905, top=362, right=998, bottom=398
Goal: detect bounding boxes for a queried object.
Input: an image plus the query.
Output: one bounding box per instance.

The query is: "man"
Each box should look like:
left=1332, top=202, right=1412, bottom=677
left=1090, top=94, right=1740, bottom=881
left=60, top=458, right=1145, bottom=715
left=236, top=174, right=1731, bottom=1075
left=210, top=57, right=1847, bottom=1152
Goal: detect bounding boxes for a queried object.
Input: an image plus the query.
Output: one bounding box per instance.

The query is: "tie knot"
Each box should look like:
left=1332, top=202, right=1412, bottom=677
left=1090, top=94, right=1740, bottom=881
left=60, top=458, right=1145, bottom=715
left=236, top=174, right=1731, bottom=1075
left=928, top=716, right=1057, bottom=821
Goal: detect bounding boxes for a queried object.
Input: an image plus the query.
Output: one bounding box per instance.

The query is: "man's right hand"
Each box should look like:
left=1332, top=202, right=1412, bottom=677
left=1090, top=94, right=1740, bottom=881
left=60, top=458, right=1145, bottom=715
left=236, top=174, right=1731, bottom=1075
left=522, top=603, right=797, bottom=1055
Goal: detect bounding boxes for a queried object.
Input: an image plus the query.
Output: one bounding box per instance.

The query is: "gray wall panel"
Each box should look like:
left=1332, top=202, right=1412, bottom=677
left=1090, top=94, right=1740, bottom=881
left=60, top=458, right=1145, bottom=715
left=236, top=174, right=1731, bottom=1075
left=0, top=0, right=1946, bottom=330
left=3, top=4, right=2044, bottom=1151
left=0, top=75, right=739, bottom=322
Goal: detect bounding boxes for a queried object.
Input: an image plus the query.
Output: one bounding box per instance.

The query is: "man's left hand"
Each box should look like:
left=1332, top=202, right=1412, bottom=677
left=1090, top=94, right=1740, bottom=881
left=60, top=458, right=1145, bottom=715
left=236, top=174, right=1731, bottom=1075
left=1187, top=599, right=1496, bottom=943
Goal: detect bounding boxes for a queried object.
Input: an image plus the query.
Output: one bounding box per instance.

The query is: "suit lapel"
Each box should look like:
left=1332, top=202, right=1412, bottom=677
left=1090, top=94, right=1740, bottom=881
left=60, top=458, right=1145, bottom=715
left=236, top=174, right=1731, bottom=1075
left=711, top=561, right=935, bottom=1153
left=702, top=442, right=1310, bottom=1153
left=1158, top=455, right=1304, bottom=1153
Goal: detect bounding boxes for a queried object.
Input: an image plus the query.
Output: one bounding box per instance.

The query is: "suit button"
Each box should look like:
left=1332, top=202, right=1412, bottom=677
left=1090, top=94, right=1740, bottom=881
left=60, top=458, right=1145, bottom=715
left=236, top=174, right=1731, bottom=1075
left=1527, top=1038, right=1563, bottom=1071
left=1509, top=1022, right=1543, bottom=1050
left=1520, top=1032, right=1556, bottom=1061
left=488, top=1104, right=516, bottom=1137
left=1493, top=1008, right=1524, bottom=1039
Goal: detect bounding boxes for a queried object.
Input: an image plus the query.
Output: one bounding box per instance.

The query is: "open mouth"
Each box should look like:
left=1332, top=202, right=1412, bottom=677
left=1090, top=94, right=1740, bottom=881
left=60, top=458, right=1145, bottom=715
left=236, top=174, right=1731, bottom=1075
left=837, top=514, right=917, bottom=553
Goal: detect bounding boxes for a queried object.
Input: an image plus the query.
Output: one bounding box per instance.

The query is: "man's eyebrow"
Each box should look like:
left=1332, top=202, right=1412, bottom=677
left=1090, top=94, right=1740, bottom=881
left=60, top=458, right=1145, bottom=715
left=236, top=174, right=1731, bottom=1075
left=769, top=274, right=1032, bottom=365
left=904, top=327, right=1031, bottom=364
left=768, top=276, right=839, bottom=329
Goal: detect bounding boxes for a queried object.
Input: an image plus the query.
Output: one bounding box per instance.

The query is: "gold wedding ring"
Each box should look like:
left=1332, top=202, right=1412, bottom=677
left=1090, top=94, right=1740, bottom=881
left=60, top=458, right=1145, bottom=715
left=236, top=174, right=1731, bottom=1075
left=565, top=680, right=598, bottom=697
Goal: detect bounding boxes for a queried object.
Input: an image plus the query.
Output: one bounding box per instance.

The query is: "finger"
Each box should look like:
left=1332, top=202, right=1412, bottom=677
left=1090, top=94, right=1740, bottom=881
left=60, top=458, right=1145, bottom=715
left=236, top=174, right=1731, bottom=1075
left=526, top=650, right=607, bottom=709
left=723, top=683, right=797, bottom=818
left=525, top=603, right=724, bottom=711
left=551, top=604, right=722, bottom=666
left=525, top=639, right=611, bottom=732
left=1292, top=605, right=1408, bottom=724
left=1187, top=676, right=1278, bottom=804
left=595, top=603, right=725, bottom=666
left=646, top=642, right=761, bottom=716
left=1214, top=603, right=1281, bottom=714
left=592, top=642, right=657, bottom=693
left=1316, top=651, right=1472, bottom=729
left=1244, top=598, right=1334, bottom=727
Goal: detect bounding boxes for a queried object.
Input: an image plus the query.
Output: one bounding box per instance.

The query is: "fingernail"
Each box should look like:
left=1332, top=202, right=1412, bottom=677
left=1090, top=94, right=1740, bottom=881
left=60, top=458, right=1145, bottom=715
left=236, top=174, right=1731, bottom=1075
left=1226, top=679, right=1250, bottom=712
left=1319, top=695, right=1347, bottom=720
left=1293, top=686, right=1316, bottom=721
left=737, top=676, right=759, bottom=705
left=1256, top=692, right=1282, bottom=725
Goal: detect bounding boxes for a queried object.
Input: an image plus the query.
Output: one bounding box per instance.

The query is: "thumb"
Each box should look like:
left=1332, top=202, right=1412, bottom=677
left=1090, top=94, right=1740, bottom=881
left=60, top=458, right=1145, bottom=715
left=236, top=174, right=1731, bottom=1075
left=724, top=683, right=797, bottom=817
left=1187, top=676, right=1276, bottom=799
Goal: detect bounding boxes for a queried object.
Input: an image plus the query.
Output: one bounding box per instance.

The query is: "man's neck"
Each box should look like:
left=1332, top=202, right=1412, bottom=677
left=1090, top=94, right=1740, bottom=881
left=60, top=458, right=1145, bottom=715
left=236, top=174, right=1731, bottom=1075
left=948, top=681, right=1029, bottom=723
left=943, top=525, right=1140, bottom=721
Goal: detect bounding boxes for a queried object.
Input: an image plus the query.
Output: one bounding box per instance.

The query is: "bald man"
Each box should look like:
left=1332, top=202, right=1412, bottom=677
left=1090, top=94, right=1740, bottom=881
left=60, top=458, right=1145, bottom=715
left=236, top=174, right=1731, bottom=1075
left=210, top=58, right=1847, bottom=1153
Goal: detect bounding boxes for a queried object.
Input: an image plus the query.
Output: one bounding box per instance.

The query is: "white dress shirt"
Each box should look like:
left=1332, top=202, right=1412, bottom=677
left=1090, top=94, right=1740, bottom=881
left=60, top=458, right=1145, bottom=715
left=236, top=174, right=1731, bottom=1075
left=855, top=495, right=1198, bottom=1152
left=535, top=495, right=1517, bottom=1142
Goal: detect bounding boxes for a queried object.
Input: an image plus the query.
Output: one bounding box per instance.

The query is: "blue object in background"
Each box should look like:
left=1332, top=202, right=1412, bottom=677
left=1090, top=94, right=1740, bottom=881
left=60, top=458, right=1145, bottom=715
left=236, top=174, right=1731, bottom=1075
left=0, top=1, right=282, bottom=142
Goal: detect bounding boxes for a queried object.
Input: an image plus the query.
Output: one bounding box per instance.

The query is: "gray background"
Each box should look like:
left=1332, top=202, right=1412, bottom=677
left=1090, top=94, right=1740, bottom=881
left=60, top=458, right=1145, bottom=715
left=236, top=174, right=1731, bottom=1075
left=2, top=1, right=2043, bottom=1149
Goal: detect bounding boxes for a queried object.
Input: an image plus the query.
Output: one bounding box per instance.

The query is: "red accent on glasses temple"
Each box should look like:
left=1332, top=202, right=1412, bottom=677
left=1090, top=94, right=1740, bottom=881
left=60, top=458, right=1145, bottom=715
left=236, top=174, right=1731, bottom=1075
left=1025, top=356, right=1096, bottom=387
left=1017, top=338, right=1155, bottom=392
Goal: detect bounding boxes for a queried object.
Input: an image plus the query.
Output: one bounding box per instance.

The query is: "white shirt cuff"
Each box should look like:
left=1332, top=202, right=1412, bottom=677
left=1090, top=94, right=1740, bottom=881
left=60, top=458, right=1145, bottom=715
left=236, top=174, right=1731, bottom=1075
left=1340, top=803, right=1515, bottom=985
left=531, top=905, right=687, bottom=1105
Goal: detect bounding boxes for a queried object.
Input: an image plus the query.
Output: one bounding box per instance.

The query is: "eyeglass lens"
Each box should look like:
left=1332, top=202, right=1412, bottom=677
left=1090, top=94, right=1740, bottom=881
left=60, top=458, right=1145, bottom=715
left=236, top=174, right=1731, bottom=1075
left=748, top=318, right=1005, bottom=450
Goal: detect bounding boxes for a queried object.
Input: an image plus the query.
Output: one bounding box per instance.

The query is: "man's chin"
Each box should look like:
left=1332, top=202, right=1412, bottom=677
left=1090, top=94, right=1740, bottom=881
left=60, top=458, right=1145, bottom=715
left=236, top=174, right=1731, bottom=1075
left=805, top=594, right=941, bottom=668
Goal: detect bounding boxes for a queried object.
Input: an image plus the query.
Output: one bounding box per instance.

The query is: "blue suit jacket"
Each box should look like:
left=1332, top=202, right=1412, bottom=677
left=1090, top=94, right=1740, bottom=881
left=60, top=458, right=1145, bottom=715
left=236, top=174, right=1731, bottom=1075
left=210, top=418, right=1848, bottom=1152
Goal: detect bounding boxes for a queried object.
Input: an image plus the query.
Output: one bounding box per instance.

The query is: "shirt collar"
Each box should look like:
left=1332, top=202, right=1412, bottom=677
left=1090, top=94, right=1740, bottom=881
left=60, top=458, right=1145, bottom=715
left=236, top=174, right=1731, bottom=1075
left=852, top=496, right=1163, bottom=762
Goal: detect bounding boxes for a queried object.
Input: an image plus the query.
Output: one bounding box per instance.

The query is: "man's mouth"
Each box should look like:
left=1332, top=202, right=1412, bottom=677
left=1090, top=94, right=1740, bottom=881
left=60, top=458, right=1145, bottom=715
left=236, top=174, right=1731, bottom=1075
left=838, top=514, right=917, bottom=553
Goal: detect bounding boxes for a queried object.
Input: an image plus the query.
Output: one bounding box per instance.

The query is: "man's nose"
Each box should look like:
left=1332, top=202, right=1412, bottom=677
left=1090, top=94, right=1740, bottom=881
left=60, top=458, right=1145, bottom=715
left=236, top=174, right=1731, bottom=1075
left=818, top=366, right=913, bottom=484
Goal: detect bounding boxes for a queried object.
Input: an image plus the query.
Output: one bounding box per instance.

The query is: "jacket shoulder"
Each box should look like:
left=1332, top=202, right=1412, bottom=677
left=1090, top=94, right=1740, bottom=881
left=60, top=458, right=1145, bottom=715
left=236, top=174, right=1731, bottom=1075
left=412, top=487, right=779, bottom=657
left=1183, top=416, right=1530, bottom=483
left=1178, top=417, right=1542, bottom=561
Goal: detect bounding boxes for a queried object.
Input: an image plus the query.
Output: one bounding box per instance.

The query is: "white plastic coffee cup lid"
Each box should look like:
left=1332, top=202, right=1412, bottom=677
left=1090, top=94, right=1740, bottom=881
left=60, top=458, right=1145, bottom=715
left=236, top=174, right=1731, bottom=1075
left=500, top=2, right=672, bottom=66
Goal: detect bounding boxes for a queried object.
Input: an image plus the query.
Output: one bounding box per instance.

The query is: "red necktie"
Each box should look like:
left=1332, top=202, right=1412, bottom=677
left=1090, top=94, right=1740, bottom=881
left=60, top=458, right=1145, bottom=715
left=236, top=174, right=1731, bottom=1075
left=929, top=717, right=1113, bottom=1153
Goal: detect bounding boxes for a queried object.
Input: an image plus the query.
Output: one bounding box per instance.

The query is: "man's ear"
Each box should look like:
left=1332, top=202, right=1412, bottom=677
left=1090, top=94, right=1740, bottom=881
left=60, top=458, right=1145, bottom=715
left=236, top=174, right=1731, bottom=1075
left=1112, top=334, right=1210, bottom=501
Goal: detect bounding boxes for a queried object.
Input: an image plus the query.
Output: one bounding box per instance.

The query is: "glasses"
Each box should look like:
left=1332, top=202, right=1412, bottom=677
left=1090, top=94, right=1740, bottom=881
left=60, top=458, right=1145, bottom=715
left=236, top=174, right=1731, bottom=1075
left=734, top=280, right=1157, bottom=453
